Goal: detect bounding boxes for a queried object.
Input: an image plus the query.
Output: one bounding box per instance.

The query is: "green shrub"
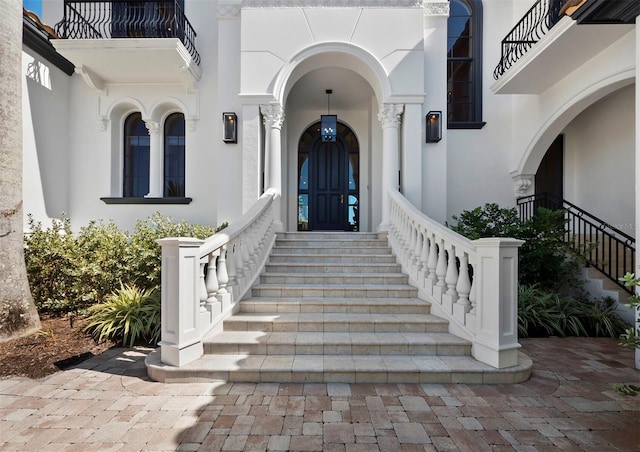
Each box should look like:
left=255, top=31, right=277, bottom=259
left=450, top=204, right=581, bottom=290
left=83, top=284, right=160, bottom=347
left=24, top=215, right=81, bottom=314
left=127, top=212, right=225, bottom=291
left=24, top=212, right=225, bottom=315
left=450, top=203, right=520, bottom=240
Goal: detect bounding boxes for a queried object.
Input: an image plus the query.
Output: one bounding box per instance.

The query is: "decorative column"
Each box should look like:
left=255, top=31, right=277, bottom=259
left=378, top=103, right=404, bottom=231
left=144, top=120, right=163, bottom=197
left=260, top=103, right=284, bottom=230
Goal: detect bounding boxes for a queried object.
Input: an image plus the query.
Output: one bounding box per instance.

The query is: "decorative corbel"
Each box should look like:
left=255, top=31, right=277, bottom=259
left=98, top=116, right=109, bottom=132
left=180, top=65, right=201, bottom=96
left=75, top=65, right=105, bottom=95
left=188, top=117, right=198, bottom=132
left=513, top=174, right=535, bottom=196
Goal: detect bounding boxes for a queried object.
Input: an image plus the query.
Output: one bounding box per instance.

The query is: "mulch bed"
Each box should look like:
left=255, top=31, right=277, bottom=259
left=0, top=314, right=116, bottom=379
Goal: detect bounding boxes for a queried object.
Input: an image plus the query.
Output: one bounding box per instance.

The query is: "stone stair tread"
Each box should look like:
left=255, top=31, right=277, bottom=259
left=261, top=271, right=407, bottom=277
left=226, top=312, right=447, bottom=323
left=205, top=331, right=470, bottom=345
left=253, top=283, right=415, bottom=289
left=146, top=352, right=533, bottom=384
left=241, top=297, right=428, bottom=304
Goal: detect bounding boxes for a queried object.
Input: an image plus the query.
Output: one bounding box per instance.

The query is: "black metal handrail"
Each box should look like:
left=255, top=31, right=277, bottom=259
left=518, top=192, right=635, bottom=293
left=54, top=0, right=200, bottom=65
left=493, top=0, right=568, bottom=80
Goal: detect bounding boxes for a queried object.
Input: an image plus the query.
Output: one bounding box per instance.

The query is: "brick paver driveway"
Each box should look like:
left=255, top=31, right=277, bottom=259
left=1, top=337, right=638, bottom=451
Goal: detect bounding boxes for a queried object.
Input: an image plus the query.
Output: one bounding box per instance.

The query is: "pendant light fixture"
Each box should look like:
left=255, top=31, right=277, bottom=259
left=321, top=89, right=337, bottom=142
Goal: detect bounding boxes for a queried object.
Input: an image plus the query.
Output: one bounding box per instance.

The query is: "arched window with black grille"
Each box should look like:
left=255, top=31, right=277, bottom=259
left=447, top=0, right=485, bottom=129
left=123, top=112, right=150, bottom=197
left=164, top=113, right=185, bottom=197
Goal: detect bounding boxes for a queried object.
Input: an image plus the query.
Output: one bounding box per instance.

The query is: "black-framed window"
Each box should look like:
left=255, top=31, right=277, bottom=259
left=123, top=112, right=150, bottom=197
left=447, top=0, right=484, bottom=129
left=164, top=113, right=186, bottom=197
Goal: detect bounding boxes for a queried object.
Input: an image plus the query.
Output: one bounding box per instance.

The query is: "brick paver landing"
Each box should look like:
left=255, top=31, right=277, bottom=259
left=1, top=337, right=638, bottom=451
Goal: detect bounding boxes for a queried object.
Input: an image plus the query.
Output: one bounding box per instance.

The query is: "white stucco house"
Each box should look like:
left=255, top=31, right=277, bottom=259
left=22, top=0, right=639, bottom=381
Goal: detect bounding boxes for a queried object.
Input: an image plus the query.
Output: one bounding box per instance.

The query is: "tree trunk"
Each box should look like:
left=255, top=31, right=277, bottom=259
left=0, top=1, right=41, bottom=341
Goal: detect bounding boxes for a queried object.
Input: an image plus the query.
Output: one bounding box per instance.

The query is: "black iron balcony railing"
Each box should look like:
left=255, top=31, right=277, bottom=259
left=493, top=0, right=569, bottom=80
left=54, top=0, right=200, bottom=65
left=518, top=192, right=635, bottom=294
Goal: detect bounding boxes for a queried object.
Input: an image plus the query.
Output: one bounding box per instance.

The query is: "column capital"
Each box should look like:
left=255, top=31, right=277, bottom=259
left=260, top=104, right=285, bottom=129
left=378, top=103, right=404, bottom=128
left=144, top=120, right=160, bottom=135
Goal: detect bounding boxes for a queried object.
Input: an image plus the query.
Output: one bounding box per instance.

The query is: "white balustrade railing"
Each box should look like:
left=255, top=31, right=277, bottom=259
left=157, top=189, right=278, bottom=366
left=388, top=189, right=524, bottom=369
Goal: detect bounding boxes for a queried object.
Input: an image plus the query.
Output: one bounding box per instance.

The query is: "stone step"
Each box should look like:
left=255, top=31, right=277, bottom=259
left=259, top=272, right=409, bottom=285
left=271, top=246, right=393, bottom=255
left=239, top=297, right=431, bottom=314
left=268, top=253, right=398, bottom=264
left=203, top=331, right=471, bottom=356
left=251, top=284, right=419, bottom=298
left=265, top=262, right=402, bottom=274
left=223, top=312, right=449, bottom=333
left=277, top=232, right=383, bottom=240
left=146, top=352, right=533, bottom=384
left=275, top=238, right=389, bottom=248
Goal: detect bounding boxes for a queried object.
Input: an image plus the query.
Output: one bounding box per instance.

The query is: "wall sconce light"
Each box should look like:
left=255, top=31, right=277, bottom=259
left=426, top=111, right=442, bottom=143
left=222, top=112, right=237, bottom=143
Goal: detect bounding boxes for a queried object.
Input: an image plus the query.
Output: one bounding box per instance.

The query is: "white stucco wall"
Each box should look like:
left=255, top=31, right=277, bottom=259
left=24, top=0, right=638, bottom=240
left=22, top=46, right=71, bottom=230
left=564, top=85, right=636, bottom=237
left=445, top=1, right=519, bottom=221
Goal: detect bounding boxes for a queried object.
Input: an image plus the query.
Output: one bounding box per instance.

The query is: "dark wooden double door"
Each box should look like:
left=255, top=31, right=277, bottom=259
left=298, top=122, right=359, bottom=231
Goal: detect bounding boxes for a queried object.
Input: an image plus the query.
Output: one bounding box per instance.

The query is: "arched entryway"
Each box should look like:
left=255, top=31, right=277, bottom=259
left=297, top=121, right=359, bottom=231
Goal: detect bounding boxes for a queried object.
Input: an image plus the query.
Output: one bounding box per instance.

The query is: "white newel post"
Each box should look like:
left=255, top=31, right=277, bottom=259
left=260, top=104, right=284, bottom=231
left=144, top=120, right=163, bottom=197
left=157, top=237, right=205, bottom=367
left=378, top=103, right=404, bottom=231
left=470, top=237, right=524, bottom=368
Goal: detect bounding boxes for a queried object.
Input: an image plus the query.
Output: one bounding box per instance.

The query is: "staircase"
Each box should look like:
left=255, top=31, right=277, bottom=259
left=147, top=232, right=532, bottom=384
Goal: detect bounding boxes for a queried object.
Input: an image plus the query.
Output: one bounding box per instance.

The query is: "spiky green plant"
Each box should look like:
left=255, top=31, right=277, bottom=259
left=83, top=284, right=160, bottom=347
left=518, top=284, right=626, bottom=338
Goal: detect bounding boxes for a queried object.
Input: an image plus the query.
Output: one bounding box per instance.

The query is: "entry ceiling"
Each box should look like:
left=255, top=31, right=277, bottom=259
left=287, top=67, right=375, bottom=112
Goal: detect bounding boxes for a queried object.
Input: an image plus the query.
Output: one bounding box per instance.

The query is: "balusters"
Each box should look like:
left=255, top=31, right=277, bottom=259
left=445, top=245, right=459, bottom=300
left=418, top=229, right=429, bottom=282
left=226, top=241, right=237, bottom=297
left=435, top=239, right=447, bottom=289
left=199, top=260, right=208, bottom=310
left=205, top=251, right=219, bottom=299
left=217, top=245, right=229, bottom=295
left=469, top=267, right=477, bottom=315
left=456, top=253, right=472, bottom=312
left=413, top=227, right=423, bottom=278
left=408, top=223, right=418, bottom=274
left=241, top=231, right=252, bottom=279
left=427, top=234, right=438, bottom=286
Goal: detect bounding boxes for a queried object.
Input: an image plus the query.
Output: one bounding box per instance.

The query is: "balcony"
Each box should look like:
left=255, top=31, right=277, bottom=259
left=492, top=0, right=637, bottom=95
left=52, top=0, right=201, bottom=91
